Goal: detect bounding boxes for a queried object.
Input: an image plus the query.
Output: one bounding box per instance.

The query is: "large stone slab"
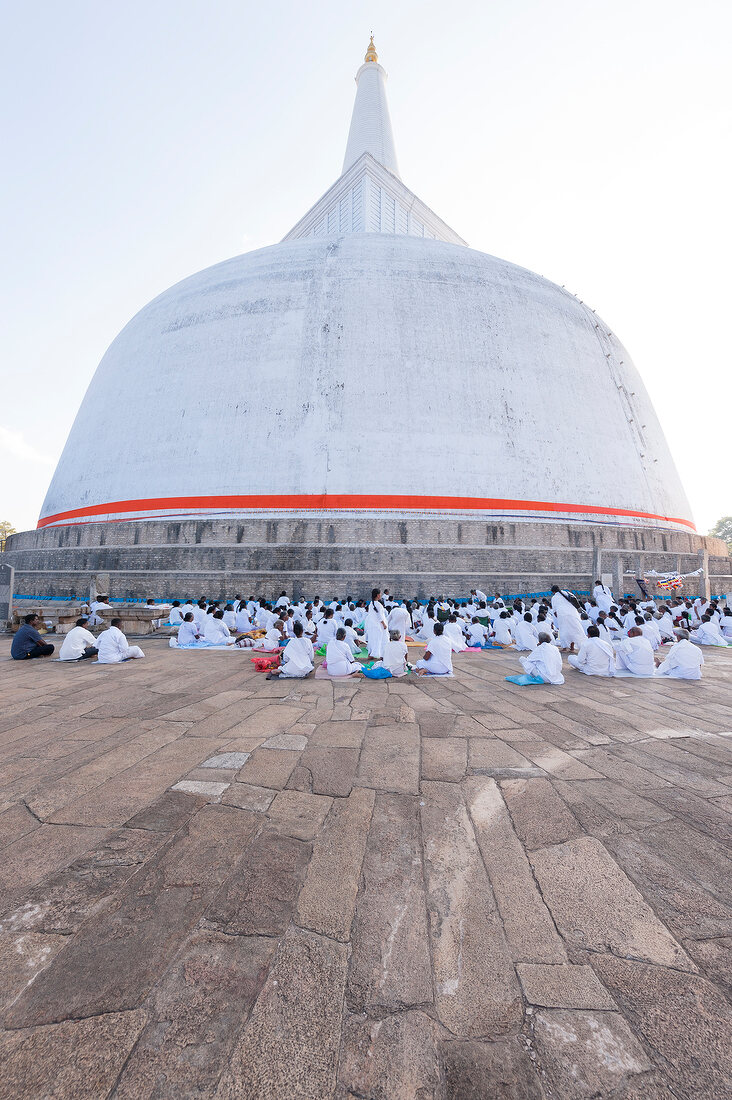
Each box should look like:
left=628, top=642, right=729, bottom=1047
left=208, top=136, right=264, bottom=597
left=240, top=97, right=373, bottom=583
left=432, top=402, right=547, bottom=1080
left=464, top=777, right=566, bottom=964
left=516, top=963, right=616, bottom=1009
left=308, top=720, right=367, bottom=748
left=421, top=780, right=522, bottom=1036
left=298, top=744, right=360, bottom=796
left=5, top=805, right=260, bottom=1026
left=530, top=836, right=694, bottom=970
left=500, top=777, right=583, bottom=849
left=236, top=747, right=302, bottom=790
left=267, top=789, right=333, bottom=841
left=591, top=953, right=732, bottom=1100
left=439, top=1037, right=545, bottom=1100
left=531, top=1009, right=652, bottom=1098
left=296, top=786, right=375, bottom=941
left=113, top=930, right=275, bottom=1099
left=421, top=737, right=468, bottom=781
left=204, top=827, right=310, bottom=936
left=215, top=928, right=348, bottom=1100
left=356, top=723, right=420, bottom=794
left=0, top=931, right=67, bottom=1014
left=0, top=823, right=109, bottom=918
left=0, top=1009, right=147, bottom=1100
left=337, top=1009, right=445, bottom=1099
left=0, top=802, right=40, bottom=851
left=348, top=792, right=432, bottom=1012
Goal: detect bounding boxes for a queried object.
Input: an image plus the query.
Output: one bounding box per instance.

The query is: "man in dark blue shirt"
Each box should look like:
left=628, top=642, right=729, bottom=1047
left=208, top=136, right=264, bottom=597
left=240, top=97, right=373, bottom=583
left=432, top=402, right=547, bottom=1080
left=11, top=614, right=55, bottom=660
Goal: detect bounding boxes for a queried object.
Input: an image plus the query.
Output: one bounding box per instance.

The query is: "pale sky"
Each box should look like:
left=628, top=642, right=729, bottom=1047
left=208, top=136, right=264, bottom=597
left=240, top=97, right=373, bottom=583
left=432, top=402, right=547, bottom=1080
left=1, top=0, right=730, bottom=534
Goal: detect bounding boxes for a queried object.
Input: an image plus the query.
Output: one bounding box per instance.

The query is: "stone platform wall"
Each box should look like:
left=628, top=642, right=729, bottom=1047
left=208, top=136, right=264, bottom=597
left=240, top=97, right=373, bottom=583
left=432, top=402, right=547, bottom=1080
left=4, top=514, right=730, bottom=601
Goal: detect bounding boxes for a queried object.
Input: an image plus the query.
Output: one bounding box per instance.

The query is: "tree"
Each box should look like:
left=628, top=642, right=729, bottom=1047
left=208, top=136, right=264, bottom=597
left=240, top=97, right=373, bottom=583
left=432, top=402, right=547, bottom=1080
left=709, top=515, right=732, bottom=552
left=0, top=520, right=16, bottom=552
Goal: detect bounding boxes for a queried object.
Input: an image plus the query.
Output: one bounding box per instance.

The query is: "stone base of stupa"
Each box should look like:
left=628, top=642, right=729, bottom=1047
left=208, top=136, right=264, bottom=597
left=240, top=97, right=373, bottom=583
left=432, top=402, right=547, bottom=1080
left=3, top=514, right=730, bottom=602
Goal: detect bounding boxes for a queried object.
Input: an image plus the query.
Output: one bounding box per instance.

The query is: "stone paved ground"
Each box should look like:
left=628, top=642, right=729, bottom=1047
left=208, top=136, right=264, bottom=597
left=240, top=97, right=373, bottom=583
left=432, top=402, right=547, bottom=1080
left=0, top=636, right=731, bottom=1099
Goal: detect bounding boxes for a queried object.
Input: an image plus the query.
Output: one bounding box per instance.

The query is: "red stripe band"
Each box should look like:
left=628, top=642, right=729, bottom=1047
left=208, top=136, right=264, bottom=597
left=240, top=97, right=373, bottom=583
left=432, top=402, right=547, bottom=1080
left=36, top=494, right=697, bottom=532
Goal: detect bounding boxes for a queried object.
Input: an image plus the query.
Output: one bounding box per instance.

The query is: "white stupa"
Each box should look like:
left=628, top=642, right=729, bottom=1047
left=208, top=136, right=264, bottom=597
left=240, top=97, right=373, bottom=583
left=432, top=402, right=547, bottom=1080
left=38, top=37, right=693, bottom=536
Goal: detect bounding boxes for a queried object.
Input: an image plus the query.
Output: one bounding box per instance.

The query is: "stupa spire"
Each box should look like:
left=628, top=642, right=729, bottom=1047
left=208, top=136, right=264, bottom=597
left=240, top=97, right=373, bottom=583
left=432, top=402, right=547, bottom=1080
left=342, top=35, right=400, bottom=178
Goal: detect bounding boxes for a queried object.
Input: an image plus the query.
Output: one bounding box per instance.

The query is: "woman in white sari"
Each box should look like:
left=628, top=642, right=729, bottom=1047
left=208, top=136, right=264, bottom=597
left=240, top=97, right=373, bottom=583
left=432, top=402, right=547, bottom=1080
left=365, top=587, right=389, bottom=660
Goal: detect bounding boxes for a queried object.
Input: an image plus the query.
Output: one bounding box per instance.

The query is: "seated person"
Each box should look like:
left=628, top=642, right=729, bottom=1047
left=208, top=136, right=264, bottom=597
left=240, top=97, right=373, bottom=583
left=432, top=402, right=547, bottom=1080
left=691, top=615, right=730, bottom=647
left=614, top=627, right=655, bottom=677
left=380, top=629, right=409, bottom=676
left=519, top=633, right=564, bottom=684
left=176, top=612, right=204, bottom=646
left=491, top=611, right=514, bottom=646
left=96, top=619, right=145, bottom=663
left=59, top=618, right=98, bottom=661
left=513, top=613, right=539, bottom=652
left=567, top=624, right=615, bottom=676
left=268, top=621, right=314, bottom=679
left=11, top=614, right=55, bottom=660
left=203, top=609, right=237, bottom=646
left=655, top=629, right=704, bottom=680
left=415, top=622, right=453, bottom=675
left=325, top=628, right=361, bottom=676
left=466, top=617, right=488, bottom=647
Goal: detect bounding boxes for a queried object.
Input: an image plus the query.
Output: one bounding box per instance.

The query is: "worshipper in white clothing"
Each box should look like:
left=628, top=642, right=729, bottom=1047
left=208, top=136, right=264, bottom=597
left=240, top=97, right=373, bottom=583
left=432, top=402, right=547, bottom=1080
left=203, top=610, right=237, bottom=646
left=275, top=591, right=290, bottom=609
left=317, top=608, right=338, bottom=647
left=444, top=615, right=468, bottom=652
left=268, top=621, right=314, bottom=679
left=492, top=611, right=514, bottom=646
left=655, top=630, right=704, bottom=680
left=388, top=602, right=412, bottom=642
left=513, top=614, right=539, bottom=652
left=592, top=580, right=615, bottom=613
left=655, top=606, right=677, bottom=642
left=326, top=628, right=361, bottom=676
left=168, top=602, right=184, bottom=628
left=176, top=613, right=203, bottom=647
left=96, top=619, right=145, bottom=663
left=88, top=597, right=113, bottom=626
left=614, top=627, right=655, bottom=677
left=235, top=602, right=255, bottom=633
left=690, top=616, right=731, bottom=647
left=567, top=625, right=615, bottom=677
left=365, top=589, right=389, bottom=659
left=253, top=621, right=286, bottom=652
left=59, top=618, right=98, bottom=661
left=415, top=622, right=453, bottom=676
left=380, top=630, right=409, bottom=676
left=550, top=587, right=585, bottom=653
left=222, top=604, right=238, bottom=631
left=466, top=618, right=489, bottom=647
left=519, top=633, right=565, bottom=685
left=341, top=619, right=362, bottom=654
left=721, top=609, right=732, bottom=640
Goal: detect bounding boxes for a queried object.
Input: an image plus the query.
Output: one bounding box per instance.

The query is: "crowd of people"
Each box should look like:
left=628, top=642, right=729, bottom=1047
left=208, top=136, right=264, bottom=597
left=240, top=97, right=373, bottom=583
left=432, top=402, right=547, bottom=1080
left=10, top=582, right=731, bottom=684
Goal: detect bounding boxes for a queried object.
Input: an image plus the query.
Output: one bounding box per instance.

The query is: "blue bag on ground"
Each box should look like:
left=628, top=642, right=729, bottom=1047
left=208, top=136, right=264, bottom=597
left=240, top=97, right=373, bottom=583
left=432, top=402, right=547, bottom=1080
left=362, top=665, right=392, bottom=679
left=505, top=674, right=544, bottom=686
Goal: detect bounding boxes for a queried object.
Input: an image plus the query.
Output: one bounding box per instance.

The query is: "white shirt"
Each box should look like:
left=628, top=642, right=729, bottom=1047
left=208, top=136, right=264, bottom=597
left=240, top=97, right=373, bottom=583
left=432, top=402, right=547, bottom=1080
left=573, top=636, right=615, bottom=676
left=280, top=635, right=314, bottom=676
left=381, top=638, right=408, bottom=675
left=169, top=607, right=184, bottom=626
left=616, top=635, right=655, bottom=676
left=96, top=626, right=134, bottom=663
left=513, top=620, right=538, bottom=651
left=522, top=642, right=564, bottom=685
left=422, top=634, right=453, bottom=675
left=204, top=617, right=232, bottom=644
left=325, top=638, right=357, bottom=676
left=691, top=622, right=730, bottom=647
left=657, top=639, right=704, bottom=680
left=177, top=620, right=202, bottom=646
left=59, top=626, right=97, bottom=661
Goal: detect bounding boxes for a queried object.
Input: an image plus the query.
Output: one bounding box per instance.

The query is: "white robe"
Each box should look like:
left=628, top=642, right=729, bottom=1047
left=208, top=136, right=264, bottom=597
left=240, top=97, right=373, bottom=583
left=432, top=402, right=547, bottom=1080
left=444, top=621, right=468, bottom=652
left=59, top=626, right=97, bottom=661
left=204, top=618, right=235, bottom=646
left=381, top=638, right=408, bottom=676
left=492, top=619, right=514, bottom=646
left=317, top=619, right=338, bottom=646
left=279, top=636, right=314, bottom=678
left=691, top=622, right=730, bottom=647
left=415, top=635, right=453, bottom=675
left=550, top=593, right=585, bottom=649
left=177, top=620, right=203, bottom=646
left=235, top=608, right=254, bottom=632
left=388, top=605, right=411, bottom=641
left=513, top=620, right=538, bottom=652
left=326, top=639, right=360, bottom=677
left=721, top=615, right=732, bottom=639
left=567, top=637, right=615, bottom=677
left=365, top=601, right=389, bottom=658
left=656, top=639, right=704, bottom=680
left=168, top=607, right=184, bottom=626
left=614, top=636, right=655, bottom=677
left=96, top=626, right=144, bottom=663
left=467, top=622, right=488, bottom=646
left=593, top=584, right=614, bottom=613
left=520, top=642, right=564, bottom=685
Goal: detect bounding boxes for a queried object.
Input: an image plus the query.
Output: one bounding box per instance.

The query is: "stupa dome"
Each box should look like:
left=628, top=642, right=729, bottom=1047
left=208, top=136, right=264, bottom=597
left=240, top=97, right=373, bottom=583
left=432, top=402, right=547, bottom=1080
left=40, top=232, right=692, bottom=533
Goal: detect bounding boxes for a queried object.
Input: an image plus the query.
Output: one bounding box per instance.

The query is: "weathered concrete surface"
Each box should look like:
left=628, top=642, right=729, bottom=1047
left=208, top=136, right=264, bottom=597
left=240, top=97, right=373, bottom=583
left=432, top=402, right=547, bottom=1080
left=0, top=635, right=730, bottom=1098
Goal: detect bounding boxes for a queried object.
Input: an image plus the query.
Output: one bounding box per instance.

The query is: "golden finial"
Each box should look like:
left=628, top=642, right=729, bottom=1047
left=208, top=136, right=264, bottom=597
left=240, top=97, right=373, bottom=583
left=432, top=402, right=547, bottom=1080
left=364, top=34, right=378, bottom=63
